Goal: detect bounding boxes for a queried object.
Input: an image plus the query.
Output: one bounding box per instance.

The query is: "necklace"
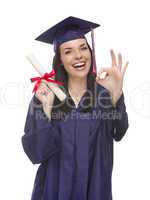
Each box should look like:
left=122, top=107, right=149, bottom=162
left=68, top=89, right=87, bottom=108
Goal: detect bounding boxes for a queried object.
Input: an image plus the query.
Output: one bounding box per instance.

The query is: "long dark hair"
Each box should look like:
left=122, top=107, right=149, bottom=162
left=51, top=41, right=97, bottom=119
left=52, top=41, right=96, bottom=92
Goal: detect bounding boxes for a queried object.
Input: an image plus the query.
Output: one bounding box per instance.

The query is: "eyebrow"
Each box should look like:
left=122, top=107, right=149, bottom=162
left=63, top=43, right=87, bottom=50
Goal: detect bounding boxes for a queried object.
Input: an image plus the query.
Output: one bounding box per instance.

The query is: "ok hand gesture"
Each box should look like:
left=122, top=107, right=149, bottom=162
left=96, top=50, right=129, bottom=106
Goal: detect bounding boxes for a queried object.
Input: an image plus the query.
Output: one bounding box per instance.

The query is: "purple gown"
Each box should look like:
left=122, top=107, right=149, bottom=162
left=22, top=83, right=128, bottom=200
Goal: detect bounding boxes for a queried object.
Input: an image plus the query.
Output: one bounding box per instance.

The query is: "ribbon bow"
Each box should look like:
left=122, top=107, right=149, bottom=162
left=31, top=69, right=64, bottom=93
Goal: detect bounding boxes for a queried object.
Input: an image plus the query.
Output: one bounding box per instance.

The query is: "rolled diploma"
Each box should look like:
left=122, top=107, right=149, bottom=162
left=26, top=54, right=67, bottom=101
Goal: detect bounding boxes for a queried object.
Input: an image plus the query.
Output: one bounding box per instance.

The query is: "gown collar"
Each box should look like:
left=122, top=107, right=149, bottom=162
left=51, top=89, right=93, bottom=120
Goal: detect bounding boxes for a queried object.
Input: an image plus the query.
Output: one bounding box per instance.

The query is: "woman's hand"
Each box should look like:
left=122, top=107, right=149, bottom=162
left=96, top=50, right=129, bottom=107
left=35, top=80, right=55, bottom=119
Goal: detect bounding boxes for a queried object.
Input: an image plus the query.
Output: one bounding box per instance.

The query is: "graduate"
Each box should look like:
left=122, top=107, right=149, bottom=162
left=22, top=16, right=129, bottom=200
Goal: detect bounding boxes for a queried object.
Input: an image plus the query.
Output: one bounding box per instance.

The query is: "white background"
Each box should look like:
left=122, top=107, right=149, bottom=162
left=0, top=0, right=150, bottom=199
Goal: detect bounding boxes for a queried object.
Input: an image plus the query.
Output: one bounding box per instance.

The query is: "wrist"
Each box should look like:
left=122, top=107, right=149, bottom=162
left=111, top=89, right=123, bottom=107
left=42, top=103, right=52, bottom=120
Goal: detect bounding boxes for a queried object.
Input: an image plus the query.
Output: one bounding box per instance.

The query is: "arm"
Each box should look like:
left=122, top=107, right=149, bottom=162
left=21, top=95, right=60, bottom=164
left=96, top=50, right=129, bottom=141
left=96, top=83, right=129, bottom=141
left=111, top=93, right=129, bottom=141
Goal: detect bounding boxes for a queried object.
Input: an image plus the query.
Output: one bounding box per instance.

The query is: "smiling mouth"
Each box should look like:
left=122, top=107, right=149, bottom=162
left=72, top=62, right=86, bottom=68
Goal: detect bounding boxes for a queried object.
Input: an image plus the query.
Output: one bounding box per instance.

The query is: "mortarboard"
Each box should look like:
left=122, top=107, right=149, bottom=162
left=35, top=16, right=100, bottom=74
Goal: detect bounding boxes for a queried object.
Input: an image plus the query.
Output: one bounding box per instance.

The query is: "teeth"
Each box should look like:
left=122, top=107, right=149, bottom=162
left=73, top=62, right=85, bottom=68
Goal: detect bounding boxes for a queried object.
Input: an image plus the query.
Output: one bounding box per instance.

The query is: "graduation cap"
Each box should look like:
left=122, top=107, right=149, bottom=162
left=35, top=16, right=100, bottom=74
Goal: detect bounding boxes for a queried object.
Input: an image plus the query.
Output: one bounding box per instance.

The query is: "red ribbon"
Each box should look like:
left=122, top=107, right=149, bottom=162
left=31, top=69, right=64, bottom=93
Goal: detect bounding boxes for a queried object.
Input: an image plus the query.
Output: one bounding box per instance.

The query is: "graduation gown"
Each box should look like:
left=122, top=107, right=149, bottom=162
left=22, top=83, right=128, bottom=200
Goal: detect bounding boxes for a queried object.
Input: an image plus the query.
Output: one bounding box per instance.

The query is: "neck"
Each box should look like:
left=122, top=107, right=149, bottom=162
left=68, top=77, right=87, bottom=96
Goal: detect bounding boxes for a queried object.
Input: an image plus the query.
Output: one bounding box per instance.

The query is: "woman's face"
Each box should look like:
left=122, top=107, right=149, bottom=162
left=59, top=38, right=91, bottom=79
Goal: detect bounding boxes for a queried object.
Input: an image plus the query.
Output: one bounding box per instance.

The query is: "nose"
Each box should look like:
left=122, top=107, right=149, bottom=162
left=74, top=49, right=82, bottom=60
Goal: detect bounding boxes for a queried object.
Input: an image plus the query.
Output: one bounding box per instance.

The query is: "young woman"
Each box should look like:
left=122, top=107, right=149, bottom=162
left=22, top=16, right=129, bottom=200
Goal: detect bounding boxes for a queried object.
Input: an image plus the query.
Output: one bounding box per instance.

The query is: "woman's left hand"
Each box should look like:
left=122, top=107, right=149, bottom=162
left=96, top=50, right=129, bottom=107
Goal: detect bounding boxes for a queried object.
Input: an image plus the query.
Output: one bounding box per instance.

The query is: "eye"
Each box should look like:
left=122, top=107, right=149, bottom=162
left=64, top=50, right=71, bottom=55
left=81, top=46, right=88, bottom=50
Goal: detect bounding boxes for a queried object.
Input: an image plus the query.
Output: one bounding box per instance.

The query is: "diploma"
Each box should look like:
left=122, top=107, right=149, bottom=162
left=26, top=54, right=67, bottom=102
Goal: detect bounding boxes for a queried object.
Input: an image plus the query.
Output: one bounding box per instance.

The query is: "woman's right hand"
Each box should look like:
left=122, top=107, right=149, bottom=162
left=35, top=80, right=55, bottom=119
